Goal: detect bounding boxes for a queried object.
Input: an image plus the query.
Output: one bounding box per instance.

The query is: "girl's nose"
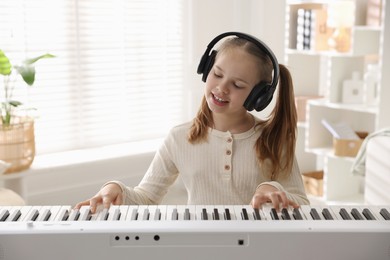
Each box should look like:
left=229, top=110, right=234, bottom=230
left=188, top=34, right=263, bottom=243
left=217, top=81, right=229, bottom=94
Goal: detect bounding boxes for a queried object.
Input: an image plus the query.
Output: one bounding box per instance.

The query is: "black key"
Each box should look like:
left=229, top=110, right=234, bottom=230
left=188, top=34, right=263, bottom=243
left=0, top=209, right=10, bottom=221
left=293, top=208, right=303, bottom=220
left=351, top=208, right=364, bottom=220
left=60, top=209, right=70, bottom=221
left=68, top=209, right=80, bottom=221
left=310, top=208, right=321, bottom=220
left=26, top=209, right=39, bottom=221
left=224, top=208, right=231, bottom=220
left=7, top=209, right=21, bottom=222
left=339, top=208, right=352, bottom=220
left=171, top=208, right=178, bottom=220
left=184, top=208, right=190, bottom=220
left=201, top=208, right=208, bottom=220
left=281, top=208, right=291, bottom=220
left=270, top=208, right=279, bottom=220
left=241, top=208, right=249, bottom=220
left=322, top=208, right=333, bottom=220
left=362, top=208, right=375, bottom=220
left=99, top=209, right=109, bottom=221
left=253, top=208, right=261, bottom=220
left=379, top=208, right=390, bottom=220
left=213, top=208, right=219, bottom=220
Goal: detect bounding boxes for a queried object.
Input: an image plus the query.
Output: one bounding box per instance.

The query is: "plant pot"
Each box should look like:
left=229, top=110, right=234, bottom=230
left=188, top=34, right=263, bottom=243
left=0, top=120, right=35, bottom=174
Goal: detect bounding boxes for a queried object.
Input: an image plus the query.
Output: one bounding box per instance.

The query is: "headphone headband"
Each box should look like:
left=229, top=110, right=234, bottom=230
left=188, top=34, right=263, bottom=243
left=197, top=32, right=280, bottom=111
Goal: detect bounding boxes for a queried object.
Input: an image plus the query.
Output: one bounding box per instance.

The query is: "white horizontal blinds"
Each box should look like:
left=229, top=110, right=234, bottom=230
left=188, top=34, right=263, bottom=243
left=0, top=0, right=185, bottom=153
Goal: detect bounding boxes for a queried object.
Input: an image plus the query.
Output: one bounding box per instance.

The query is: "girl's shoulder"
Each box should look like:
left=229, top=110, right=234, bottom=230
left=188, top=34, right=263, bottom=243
left=168, top=121, right=192, bottom=137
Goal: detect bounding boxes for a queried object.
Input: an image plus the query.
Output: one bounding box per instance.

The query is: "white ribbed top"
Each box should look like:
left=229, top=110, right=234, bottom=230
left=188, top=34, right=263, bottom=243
left=111, top=120, right=309, bottom=205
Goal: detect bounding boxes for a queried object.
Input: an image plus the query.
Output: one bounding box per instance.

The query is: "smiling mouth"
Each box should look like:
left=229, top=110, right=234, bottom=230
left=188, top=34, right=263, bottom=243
left=212, top=93, right=229, bottom=104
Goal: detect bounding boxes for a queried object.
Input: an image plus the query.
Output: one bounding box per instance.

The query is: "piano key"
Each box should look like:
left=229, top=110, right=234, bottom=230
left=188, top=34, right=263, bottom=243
left=153, top=208, right=161, bottom=221
left=25, top=208, right=40, bottom=222
left=0, top=208, right=10, bottom=221
left=379, top=208, right=390, bottom=220
left=39, top=206, right=60, bottom=222
left=281, top=208, right=291, bottom=220
left=292, top=208, right=303, bottom=220
left=55, top=206, right=71, bottom=221
left=36, top=208, right=51, bottom=222
left=224, top=208, right=231, bottom=220
left=339, top=208, right=352, bottom=220
left=79, top=206, right=92, bottom=221
left=241, top=208, right=249, bottom=220
left=6, top=209, right=22, bottom=222
left=321, top=208, right=333, bottom=220
left=350, top=208, right=364, bottom=220
left=212, top=208, right=220, bottom=220
left=201, top=208, right=208, bottom=220
left=310, top=208, right=322, bottom=220
left=68, top=209, right=80, bottom=221
left=146, top=205, right=159, bottom=221
left=11, top=206, right=33, bottom=222
left=96, top=208, right=109, bottom=221
left=253, top=208, right=262, bottom=220
left=270, top=208, right=279, bottom=220
left=362, top=208, right=376, bottom=220
left=171, top=208, right=179, bottom=220
left=130, top=207, right=139, bottom=221
left=184, top=208, right=190, bottom=220
left=156, top=205, right=167, bottom=221
left=107, top=206, right=122, bottom=221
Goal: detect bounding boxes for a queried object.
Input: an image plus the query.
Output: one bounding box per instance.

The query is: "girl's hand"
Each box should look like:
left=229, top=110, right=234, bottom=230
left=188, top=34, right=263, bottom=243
left=250, top=184, right=299, bottom=211
left=74, top=183, right=123, bottom=214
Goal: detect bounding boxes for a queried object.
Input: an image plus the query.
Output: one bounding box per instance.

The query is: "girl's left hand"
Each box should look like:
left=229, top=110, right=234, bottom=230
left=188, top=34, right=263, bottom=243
left=250, top=184, right=299, bottom=211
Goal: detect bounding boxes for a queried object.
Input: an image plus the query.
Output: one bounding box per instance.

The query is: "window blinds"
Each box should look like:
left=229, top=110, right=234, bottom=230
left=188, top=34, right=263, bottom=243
left=0, top=0, right=186, bottom=154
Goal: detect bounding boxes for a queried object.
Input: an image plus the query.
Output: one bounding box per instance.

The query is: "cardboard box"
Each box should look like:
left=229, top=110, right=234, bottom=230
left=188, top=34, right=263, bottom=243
left=295, top=96, right=323, bottom=122
left=302, top=171, right=323, bottom=197
left=333, top=131, right=368, bottom=157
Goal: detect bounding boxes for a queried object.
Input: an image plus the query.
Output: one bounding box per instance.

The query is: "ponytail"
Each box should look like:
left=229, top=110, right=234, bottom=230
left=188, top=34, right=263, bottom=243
left=255, top=64, right=297, bottom=180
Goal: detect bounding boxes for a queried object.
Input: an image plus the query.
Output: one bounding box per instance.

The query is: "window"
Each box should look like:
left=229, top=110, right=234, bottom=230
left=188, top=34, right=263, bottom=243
left=0, top=0, right=187, bottom=154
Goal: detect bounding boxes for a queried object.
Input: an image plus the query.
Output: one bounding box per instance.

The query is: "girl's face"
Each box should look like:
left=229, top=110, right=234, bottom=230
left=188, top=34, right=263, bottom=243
left=205, top=48, right=261, bottom=116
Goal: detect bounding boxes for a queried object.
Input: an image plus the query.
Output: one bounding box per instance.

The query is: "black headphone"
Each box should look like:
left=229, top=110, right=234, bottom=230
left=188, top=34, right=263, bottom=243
left=197, top=32, right=280, bottom=112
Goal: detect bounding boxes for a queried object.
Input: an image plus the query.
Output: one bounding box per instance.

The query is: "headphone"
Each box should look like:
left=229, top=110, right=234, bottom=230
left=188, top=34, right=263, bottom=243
left=197, top=32, right=280, bottom=112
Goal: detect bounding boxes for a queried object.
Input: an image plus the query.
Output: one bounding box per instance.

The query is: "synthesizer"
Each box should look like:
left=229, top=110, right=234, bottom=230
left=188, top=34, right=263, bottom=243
left=0, top=204, right=389, bottom=260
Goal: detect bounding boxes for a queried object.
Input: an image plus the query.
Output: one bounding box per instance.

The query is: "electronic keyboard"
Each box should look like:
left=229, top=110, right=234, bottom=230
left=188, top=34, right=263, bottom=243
left=0, top=204, right=389, bottom=260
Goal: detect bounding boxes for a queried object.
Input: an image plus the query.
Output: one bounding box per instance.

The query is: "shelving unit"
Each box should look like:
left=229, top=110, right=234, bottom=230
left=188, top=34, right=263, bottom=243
left=285, top=0, right=386, bottom=204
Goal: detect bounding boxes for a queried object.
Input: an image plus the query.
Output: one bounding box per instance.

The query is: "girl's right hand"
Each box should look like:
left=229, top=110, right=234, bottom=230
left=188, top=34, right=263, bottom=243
left=74, top=183, right=123, bottom=214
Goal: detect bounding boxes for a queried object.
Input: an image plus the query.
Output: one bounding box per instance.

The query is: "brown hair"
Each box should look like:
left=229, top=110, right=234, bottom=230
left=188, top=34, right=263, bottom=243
left=188, top=37, right=297, bottom=180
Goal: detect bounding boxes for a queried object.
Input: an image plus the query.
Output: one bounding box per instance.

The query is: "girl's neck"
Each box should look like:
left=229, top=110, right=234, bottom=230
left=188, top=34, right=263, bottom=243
left=212, top=112, right=255, bottom=134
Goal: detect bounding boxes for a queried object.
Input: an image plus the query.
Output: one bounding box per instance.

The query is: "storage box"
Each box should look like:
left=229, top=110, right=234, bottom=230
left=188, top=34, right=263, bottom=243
left=295, top=96, right=323, bottom=122
left=333, top=131, right=368, bottom=157
left=302, top=171, right=323, bottom=197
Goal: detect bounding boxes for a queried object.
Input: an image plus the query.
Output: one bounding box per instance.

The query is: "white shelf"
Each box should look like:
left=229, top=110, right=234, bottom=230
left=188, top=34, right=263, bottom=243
left=308, top=99, right=379, bottom=114
left=286, top=0, right=385, bottom=205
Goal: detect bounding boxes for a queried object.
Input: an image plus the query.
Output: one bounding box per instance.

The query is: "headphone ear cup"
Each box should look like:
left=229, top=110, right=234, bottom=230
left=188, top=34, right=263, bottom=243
left=243, top=83, right=274, bottom=112
left=201, top=50, right=217, bottom=82
left=254, top=87, right=274, bottom=111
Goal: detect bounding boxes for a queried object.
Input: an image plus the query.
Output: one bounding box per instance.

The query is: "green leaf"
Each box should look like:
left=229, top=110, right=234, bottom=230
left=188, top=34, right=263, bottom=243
left=14, top=64, right=36, bottom=85
left=9, top=100, right=23, bottom=107
left=25, top=53, right=55, bottom=64
left=0, top=49, right=12, bottom=75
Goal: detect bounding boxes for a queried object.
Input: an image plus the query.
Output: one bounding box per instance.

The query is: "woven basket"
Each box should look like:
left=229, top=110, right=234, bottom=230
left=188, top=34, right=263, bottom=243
left=0, top=120, right=35, bottom=174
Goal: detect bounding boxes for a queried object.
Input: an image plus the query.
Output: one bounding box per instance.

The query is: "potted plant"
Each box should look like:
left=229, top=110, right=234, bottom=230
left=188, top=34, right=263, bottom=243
left=0, top=49, right=54, bottom=173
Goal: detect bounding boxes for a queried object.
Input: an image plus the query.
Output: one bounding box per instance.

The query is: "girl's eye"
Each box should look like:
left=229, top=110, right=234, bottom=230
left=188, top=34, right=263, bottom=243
left=214, top=72, right=222, bottom=78
left=234, top=83, right=243, bottom=89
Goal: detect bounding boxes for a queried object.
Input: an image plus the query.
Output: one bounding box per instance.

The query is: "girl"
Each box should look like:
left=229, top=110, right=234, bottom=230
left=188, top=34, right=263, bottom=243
left=76, top=32, right=309, bottom=213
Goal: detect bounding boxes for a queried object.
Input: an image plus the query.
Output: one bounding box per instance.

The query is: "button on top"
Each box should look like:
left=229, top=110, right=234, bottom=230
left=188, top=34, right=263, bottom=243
left=226, top=150, right=232, bottom=155
left=227, top=137, right=233, bottom=143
